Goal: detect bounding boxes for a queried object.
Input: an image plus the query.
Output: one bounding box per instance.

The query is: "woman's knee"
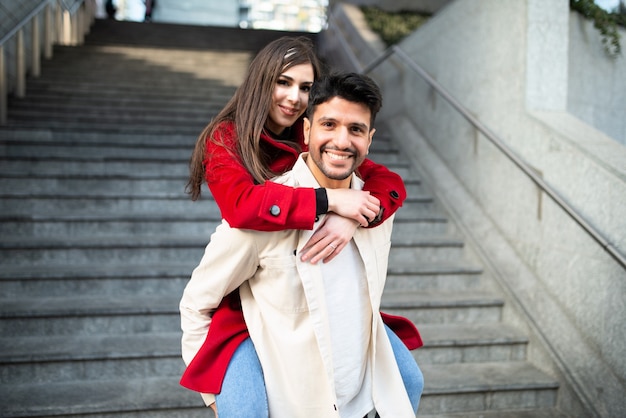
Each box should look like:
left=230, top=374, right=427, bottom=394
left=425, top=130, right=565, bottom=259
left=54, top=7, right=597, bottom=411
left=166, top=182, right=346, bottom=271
left=384, top=325, right=424, bottom=410
left=215, top=338, right=268, bottom=417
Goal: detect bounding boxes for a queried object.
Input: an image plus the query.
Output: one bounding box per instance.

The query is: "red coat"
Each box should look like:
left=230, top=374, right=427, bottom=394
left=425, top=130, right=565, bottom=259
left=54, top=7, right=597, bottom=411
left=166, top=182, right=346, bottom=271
left=180, top=119, right=422, bottom=394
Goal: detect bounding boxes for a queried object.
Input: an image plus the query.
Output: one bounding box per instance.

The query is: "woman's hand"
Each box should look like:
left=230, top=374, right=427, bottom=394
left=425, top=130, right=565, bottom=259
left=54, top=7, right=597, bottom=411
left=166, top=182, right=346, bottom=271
left=326, top=188, right=380, bottom=227
left=300, top=214, right=359, bottom=264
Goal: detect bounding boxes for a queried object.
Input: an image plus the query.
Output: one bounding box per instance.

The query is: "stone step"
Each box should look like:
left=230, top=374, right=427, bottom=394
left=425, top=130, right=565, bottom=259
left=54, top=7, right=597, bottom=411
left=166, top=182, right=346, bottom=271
left=414, top=323, right=528, bottom=365
left=418, top=362, right=559, bottom=414
left=0, top=211, right=448, bottom=239
left=0, top=295, right=181, bottom=338
left=0, top=171, right=417, bottom=195
left=0, top=290, right=503, bottom=337
left=3, top=119, right=207, bottom=135
left=0, top=234, right=465, bottom=267
left=0, top=128, right=196, bottom=143
left=22, top=80, right=235, bottom=102
left=390, top=236, right=466, bottom=265
left=0, top=376, right=208, bottom=418
left=385, top=261, right=482, bottom=291
left=0, top=128, right=399, bottom=151
left=0, top=178, right=425, bottom=207
left=382, top=290, right=504, bottom=325
left=0, top=179, right=429, bottom=202
left=0, top=332, right=184, bottom=384
left=0, top=259, right=477, bottom=300
left=9, top=98, right=221, bottom=118
left=0, top=264, right=190, bottom=298
left=27, top=66, right=243, bottom=85
left=418, top=409, right=568, bottom=418
left=0, top=192, right=433, bottom=216
left=0, top=151, right=406, bottom=176
left=0, top=323, right=527, bottom=385
left=0, top=362, right=558, bottom=417
left=7, top=107, right=212, bottom=127
left=0, top=177, right=192, bottom=197
left=17, top=84, right=230, bottom=103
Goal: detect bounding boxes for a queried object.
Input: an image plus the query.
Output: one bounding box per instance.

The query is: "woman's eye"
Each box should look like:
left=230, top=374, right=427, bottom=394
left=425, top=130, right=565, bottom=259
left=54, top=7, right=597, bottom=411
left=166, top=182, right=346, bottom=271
left=301, top=85, right=311, bottom=92
left=277, top=79, right=289, bottom=86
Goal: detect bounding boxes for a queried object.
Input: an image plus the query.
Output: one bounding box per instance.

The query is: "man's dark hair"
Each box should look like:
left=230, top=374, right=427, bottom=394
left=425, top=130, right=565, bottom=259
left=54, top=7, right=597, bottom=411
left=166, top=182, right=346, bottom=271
left=306, top=72, right=383, bottom=126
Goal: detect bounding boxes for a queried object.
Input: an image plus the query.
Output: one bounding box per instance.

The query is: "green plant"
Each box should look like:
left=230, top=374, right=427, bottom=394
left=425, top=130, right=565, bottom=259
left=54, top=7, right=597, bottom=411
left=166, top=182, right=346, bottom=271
left=360, top=6, right=429, bottom=46
left=570, top=0, right=623, bottom=57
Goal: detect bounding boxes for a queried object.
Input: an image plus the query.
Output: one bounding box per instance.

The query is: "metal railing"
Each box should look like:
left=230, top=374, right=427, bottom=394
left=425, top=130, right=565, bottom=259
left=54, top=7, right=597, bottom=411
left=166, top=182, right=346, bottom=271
left=336, top=31, right=626, bottom=269
left=0, top=0, right=95, bottom=124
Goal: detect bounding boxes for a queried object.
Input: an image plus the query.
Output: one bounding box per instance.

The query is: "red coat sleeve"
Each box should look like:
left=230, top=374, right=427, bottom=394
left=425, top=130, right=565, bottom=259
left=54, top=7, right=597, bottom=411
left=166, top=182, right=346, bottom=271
left=204, top=124, right=316, bottom=231
left=358, top=158, right=407, bottom=227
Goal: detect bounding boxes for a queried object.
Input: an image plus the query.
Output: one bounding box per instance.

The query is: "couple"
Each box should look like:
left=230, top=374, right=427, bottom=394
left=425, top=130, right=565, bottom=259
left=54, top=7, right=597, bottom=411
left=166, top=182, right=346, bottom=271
left=180, top=37, right=423, bottom=418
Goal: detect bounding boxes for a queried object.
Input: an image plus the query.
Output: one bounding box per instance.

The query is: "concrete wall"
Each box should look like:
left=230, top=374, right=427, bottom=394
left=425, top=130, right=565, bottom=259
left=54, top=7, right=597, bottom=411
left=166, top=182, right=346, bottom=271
left=568, top=13, right=626, bottom=144
left=320, top=2, right=626, bottom=417
left=327, top=0, right=453, bottom=14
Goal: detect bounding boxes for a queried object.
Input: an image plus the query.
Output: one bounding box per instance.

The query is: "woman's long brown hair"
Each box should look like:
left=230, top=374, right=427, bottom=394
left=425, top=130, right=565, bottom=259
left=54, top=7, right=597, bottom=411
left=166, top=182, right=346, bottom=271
left=186, top=36, right=322, bottom=201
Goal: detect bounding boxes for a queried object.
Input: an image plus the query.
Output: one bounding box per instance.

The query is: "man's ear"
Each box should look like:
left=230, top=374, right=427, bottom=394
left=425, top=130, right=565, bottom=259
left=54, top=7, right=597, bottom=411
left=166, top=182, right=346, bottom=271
left=303, top=117, right=311, bottom=145
left=367, top=128, right=376, bottom=153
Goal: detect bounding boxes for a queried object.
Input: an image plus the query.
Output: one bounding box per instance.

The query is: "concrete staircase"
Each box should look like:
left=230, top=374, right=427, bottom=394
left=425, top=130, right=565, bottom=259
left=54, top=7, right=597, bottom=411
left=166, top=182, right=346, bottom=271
left=0, top=19, right=565, bottom=417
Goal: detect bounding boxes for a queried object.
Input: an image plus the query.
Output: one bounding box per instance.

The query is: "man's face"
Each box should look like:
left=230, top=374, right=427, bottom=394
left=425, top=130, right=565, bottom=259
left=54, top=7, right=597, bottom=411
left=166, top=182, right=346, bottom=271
left=303, top=96, right=374, bottom=189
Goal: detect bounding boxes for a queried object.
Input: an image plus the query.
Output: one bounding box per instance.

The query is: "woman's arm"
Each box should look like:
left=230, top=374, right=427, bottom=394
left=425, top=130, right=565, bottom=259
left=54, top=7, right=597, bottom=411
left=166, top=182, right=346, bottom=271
left=205, top=127, right=316, bottom=231
left=205, top=125, right=379, bottom=231
left=300, top=158, right=407, bottom=264
left=358, top=157, right=407, bottom=227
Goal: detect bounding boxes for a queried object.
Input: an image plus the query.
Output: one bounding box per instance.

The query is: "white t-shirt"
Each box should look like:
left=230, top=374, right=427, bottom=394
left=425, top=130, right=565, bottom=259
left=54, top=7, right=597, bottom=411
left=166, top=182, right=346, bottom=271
left=321, top=240, right=374, bottom=418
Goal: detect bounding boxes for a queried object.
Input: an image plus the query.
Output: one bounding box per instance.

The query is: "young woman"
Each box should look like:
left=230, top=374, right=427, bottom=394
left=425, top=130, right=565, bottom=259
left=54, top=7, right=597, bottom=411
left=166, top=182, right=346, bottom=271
left=182, top=36, right=423, bottom=416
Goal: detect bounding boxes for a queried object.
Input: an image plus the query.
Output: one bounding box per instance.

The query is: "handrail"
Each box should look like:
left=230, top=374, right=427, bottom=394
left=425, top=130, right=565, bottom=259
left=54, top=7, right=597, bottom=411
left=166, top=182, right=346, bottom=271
left=61, top=0, right=85, bottom=15
left=0, top=0, right=54, bottom=47
left=0, top=0, right=94, bottom=125
left=356, top=44, right=626, bottom=270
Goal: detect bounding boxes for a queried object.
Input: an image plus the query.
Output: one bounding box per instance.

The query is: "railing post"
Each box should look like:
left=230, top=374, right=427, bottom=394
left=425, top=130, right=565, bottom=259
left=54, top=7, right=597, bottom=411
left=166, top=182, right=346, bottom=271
left=71, top=9, right=79, bottom=45
left=77, top=4, right=84, bottom=45
left=16, top=29, right=26, bottom=98
left=0, top=45, right=6, bottom=125
left=56, top=4, right=64, bottom=45
left=44, top=3, right=53, bottom=59
left=32, top=15, right=41, bottom=77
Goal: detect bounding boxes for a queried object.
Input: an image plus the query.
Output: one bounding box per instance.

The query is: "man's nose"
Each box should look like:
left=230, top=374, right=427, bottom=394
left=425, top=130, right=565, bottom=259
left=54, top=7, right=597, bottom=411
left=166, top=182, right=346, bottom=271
left=334, top=127, right=351, bottom=148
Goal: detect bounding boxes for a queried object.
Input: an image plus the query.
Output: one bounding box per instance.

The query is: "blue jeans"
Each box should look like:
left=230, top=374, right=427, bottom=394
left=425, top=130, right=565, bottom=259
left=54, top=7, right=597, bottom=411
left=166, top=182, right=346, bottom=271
left=214, top=325, right=423, bottom=416
left=385, top=324, right=424, bottom=412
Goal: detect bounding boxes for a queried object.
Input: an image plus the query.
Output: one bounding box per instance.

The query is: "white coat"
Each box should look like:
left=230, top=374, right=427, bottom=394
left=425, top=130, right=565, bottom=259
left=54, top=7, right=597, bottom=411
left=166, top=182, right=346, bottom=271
left=180, top=154, right=415, bottom=417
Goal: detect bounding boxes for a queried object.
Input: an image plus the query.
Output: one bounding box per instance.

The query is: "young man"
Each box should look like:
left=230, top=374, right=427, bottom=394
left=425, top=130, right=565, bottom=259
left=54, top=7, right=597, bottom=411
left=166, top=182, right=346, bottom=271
left=180, top=73, right=423, bottom=418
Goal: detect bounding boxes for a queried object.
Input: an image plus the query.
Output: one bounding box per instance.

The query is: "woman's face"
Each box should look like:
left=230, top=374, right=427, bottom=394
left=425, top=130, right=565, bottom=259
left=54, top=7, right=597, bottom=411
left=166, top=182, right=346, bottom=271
left=265, top=63, right=315, bottom=135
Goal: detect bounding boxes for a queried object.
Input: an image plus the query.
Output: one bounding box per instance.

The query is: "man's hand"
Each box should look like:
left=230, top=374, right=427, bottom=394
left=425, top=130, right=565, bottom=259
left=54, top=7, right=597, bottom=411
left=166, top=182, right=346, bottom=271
left=300, top=214, right=359, bottom=264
